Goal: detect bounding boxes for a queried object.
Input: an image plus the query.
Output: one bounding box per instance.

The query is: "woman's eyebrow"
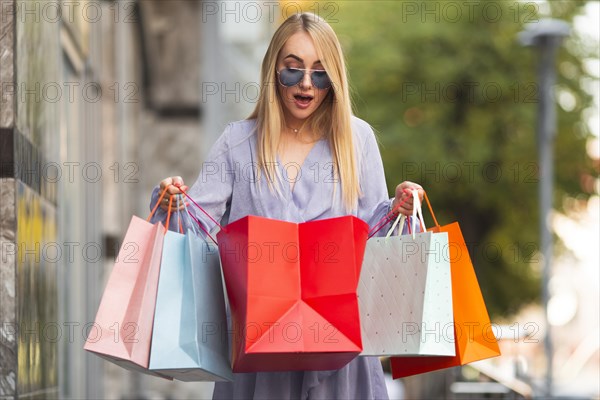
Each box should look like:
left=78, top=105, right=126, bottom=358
left=283, top=54, right=322, bottom=65
left=284, top=54, right=303, bottom=62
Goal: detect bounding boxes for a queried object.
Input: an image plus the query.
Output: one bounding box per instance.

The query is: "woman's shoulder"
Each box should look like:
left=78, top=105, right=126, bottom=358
left=351, top=115, right=374, bottom=133
left=205, top=119, right=257, bottom=161
left=219, top=118, right=258, bottom=148
left=350, top=115, right=377, bottom=148
left=222, top=118, right=256, bottom=135
left=226, top=118, right=257, bottom=135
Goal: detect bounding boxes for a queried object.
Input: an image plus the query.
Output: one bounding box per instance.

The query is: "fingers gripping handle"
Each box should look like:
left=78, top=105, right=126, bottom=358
left=147, top=185, right=171, bottom=222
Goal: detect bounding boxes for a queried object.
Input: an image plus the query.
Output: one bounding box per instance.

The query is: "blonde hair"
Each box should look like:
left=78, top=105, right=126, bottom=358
left=248, top=12, right=359, bottom=212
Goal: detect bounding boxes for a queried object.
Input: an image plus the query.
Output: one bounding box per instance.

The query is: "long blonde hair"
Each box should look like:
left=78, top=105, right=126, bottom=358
left=248, top=12, right=359, bottom=212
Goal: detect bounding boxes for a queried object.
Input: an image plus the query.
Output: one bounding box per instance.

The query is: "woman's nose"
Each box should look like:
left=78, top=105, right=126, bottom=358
left=299, top=70, right=312, bottom=89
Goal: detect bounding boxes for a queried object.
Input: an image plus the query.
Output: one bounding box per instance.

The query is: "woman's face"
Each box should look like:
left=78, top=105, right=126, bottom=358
left=276, top=31, right=331, bottom=126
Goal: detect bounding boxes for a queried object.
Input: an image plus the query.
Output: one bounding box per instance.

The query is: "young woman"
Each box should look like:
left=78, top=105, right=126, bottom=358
left=151, top=12, right=423, bottom=399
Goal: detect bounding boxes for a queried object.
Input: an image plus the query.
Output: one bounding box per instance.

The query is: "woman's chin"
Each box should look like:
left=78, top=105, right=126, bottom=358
left=285, top=105, right=317, bottom=121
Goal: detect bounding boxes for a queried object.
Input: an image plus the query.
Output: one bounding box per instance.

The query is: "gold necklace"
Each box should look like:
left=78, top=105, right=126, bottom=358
left=286, top=120, right=307, bottom=135
left=284, top=121, right=324, bottom=144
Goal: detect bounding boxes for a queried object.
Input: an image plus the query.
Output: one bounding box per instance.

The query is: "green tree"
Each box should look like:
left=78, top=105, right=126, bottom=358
left=332, top=0, right=597, bottom=316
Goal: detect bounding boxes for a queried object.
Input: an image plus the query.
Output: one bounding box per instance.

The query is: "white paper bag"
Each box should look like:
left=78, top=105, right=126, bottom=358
left=358, top=191, right=455, bottom=356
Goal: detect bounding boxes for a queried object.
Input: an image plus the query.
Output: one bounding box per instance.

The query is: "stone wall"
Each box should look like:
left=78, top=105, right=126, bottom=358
left=1, top=0, right=61, bottom=397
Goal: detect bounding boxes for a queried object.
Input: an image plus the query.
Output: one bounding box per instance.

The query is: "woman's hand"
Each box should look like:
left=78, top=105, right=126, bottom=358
left=158, top=176, right=189, bottom=212
left=391, top=181, right=424, bottom=216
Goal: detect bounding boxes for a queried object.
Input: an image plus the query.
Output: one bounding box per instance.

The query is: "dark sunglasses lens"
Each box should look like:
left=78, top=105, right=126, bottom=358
left=311, top=71, right=331, bottom=89
left=279, top=68, right=304, bottom=87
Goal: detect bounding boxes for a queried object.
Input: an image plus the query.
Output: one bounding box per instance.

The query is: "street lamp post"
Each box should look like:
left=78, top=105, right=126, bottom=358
left=519, top=19, right=570, bottom=399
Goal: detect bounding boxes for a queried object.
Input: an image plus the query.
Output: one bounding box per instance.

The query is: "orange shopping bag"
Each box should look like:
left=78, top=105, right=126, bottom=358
left=390, top=192, right=501, bottom=378
left=84, top=187, right=175, bottom=377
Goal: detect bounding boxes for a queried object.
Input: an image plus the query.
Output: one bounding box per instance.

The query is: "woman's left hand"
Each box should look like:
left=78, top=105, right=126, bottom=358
left=391, top=181, right=424, bottom=216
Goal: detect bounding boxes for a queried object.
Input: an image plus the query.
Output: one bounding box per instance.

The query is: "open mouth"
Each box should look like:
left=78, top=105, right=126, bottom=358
left=294, top=93, right=314, bottom=105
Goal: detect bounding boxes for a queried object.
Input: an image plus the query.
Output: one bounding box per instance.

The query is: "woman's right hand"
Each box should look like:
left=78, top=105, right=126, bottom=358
left=158, top=176, right=189, bottom=211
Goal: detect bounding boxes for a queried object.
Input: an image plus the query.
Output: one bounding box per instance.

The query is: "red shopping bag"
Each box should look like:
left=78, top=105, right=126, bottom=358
left=84, top=188, right=176, bottom=377
left=216, top=215, right=368, bottom=372
left=390, top=193, right=501, bottom=378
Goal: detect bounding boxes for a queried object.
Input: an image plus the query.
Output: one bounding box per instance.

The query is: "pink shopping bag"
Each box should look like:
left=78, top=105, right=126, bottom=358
left=84, top=187, right=176, bottom=377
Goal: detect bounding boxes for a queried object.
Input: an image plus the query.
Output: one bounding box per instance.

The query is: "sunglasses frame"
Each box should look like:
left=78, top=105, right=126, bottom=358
left=276, top=67, right=332, bottom=90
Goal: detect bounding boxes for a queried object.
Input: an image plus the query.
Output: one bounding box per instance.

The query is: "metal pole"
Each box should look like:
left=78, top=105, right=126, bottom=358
left=519, top=19, right=570, bottom=399
left=538, top=35, right=557, bottom=399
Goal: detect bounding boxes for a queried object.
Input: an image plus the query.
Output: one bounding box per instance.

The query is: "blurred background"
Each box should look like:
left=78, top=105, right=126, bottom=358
left=0, top=0, right=598, bottom=399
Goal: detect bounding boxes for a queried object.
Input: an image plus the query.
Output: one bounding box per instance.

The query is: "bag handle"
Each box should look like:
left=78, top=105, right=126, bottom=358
left=164, top=195, right=185, bottom=234
left=385, top=213, right=406, bottom=238
left=177, top=195, right=219, bottom=245
left=410, top=189, right=427, bottom=239
left=423, top=190, right=440, bottom=228
left=368, top=195, right=411, bottom=238
left=180, top=196, right=201, bottom=237
left=382, top=189, right=426, bottom=239
left=147, top=184, right=171, bottom=222
left=178, top=187, right=221, bottom=245
left=175, top=195, right=185, bottom=234
left=185, top=207, right=218, bottom=245
left=146, top=184, right=180, bottom=234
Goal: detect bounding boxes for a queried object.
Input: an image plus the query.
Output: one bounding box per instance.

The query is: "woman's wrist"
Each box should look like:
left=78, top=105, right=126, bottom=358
left=388, top=198, right=398, bottom=216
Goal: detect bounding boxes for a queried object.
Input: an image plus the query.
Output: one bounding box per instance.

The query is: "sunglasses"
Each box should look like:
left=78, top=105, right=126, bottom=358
left=276, top=67, right=332, bottom=90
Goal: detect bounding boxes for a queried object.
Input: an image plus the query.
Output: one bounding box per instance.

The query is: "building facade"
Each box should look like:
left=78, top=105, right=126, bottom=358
left=0, top=1, right=274, bottom=398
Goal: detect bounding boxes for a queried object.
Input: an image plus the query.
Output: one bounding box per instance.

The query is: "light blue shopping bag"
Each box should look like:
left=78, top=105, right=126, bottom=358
left=149, top=203, right=232, bottom=382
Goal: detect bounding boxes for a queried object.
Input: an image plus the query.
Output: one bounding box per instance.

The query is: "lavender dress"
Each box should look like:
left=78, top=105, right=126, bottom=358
left=150, top=116, right=395, bottom=399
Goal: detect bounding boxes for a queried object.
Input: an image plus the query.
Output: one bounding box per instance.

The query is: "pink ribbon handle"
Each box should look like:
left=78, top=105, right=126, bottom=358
left=178, top=187, right=225, bottom=244
left=368, top=195, right=410, bottom=238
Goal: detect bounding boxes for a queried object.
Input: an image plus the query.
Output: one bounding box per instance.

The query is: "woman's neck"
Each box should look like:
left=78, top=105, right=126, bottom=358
left=283, top=115, right=306, bottom=132
left=281, top=114, right=327, bottom=144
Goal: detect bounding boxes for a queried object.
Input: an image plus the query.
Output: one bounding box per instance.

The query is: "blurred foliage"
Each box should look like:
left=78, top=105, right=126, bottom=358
left=330, top=0, right=598, bottom=317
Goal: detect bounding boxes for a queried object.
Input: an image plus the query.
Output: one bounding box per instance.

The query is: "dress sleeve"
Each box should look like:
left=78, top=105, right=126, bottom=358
left=356, top=125, right=394, bottom=236
left=356, top=125, right=415, bottom=237
left=149, top=123, right=235, bottom=238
